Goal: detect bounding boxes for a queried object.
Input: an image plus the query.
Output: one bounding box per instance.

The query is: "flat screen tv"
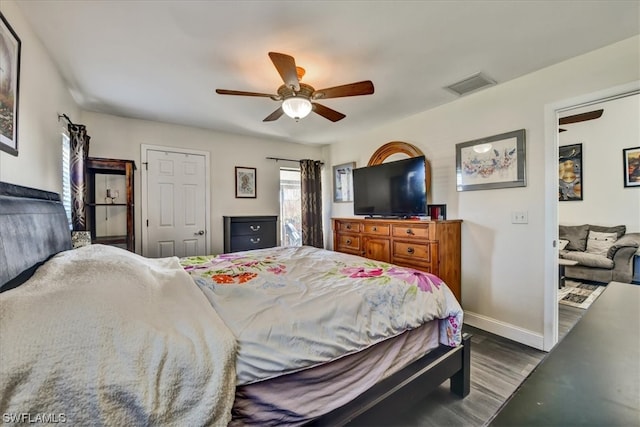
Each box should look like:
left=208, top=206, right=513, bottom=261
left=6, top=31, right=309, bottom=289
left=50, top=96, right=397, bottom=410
left=353, top=156, right=427, bottom=217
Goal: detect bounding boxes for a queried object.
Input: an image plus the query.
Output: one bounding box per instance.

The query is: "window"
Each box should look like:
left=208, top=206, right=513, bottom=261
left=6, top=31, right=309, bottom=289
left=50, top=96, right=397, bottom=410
left=279, top=168, right=302, bottom=246
left=61, top=133, right=72, bottom=229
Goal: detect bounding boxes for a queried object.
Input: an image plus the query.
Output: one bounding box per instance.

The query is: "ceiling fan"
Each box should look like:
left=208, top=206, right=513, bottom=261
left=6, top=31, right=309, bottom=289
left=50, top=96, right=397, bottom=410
left=558, top=109, right=604, bottom=132
left=216, top=52, right=374, bottom=122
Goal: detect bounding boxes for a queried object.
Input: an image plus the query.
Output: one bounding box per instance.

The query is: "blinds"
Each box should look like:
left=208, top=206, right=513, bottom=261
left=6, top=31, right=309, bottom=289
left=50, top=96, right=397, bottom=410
left=61, top=134, right=72, bottom=229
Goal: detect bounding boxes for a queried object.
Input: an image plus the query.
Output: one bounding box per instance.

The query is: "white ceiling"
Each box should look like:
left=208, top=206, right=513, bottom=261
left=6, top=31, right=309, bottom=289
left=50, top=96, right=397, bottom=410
left=16, top=0, right=640, bottom=145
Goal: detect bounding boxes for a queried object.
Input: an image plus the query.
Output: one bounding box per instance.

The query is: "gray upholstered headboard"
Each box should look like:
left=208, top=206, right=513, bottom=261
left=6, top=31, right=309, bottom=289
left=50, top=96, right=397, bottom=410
left=0, top=181, right=72, bottom=292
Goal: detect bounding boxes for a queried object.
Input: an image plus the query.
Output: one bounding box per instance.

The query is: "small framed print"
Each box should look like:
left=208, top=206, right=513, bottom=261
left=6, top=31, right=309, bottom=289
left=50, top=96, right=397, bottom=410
left=623, top=146, right=640, bottom=188
left=235, top=166, right=256, bottom=198
left=333, top=162, right=355, bottom=202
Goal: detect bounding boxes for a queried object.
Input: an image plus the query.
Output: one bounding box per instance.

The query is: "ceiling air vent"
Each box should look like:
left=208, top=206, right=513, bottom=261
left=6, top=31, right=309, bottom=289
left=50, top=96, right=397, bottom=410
left=444, top=72, right=496, bottom=96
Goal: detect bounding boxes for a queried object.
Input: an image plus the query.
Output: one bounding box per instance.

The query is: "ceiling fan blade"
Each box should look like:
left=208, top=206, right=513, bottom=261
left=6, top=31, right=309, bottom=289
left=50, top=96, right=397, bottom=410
left=268, top=52, right=300, bottom=91
left=216, top=89, right=276, bottom=98
left=312, top=103, right=346, bottom=122
left=313, top=80, right=374, bottom=99
left=263, top=107, right=284, bottom=122
left=559, top=109, right=604, bottom=125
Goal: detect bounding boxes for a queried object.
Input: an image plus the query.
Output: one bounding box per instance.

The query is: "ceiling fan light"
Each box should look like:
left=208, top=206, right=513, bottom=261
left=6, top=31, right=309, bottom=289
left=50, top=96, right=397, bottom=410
left=282, top=97, right=312, bottom=120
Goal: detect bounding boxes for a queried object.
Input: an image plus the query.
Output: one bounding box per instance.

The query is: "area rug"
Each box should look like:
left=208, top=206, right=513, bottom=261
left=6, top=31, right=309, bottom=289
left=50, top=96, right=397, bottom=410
left=558, top=280, right=606, bottom=309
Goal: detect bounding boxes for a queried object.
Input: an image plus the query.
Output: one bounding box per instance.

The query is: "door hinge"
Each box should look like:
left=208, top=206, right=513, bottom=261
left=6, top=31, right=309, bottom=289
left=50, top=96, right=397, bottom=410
left=142, top=162, right=148, bottom=171
left=146, top=219, right=149, bottom=227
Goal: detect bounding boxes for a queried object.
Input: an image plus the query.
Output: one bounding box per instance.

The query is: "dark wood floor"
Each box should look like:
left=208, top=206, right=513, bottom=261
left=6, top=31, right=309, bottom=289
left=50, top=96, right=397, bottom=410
left=369, top=304, right=586, bottom=426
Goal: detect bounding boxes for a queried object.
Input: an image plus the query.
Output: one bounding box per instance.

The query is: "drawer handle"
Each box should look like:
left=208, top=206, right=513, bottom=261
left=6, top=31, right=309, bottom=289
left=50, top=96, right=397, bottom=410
left=346, top=224, right=351, bottom=230
left=346, top=239, right=352, bottom=245
left=250, top=238, right=261, bottom=244
left=407, top=247, right=415, bottom=254
left=250, top=225, right=261, bottom=231
left=372, top=226, right=378, bottom=231
left=406, top=229, right=414, bottom=235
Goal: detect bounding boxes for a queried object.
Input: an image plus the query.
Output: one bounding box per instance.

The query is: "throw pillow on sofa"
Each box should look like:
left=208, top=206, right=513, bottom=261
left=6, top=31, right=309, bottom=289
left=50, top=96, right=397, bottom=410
left=589, top=224, right=626, bottom=239
left=586, top=231, right=618, bottom=257
left=559, top=224, right=589, bottom=251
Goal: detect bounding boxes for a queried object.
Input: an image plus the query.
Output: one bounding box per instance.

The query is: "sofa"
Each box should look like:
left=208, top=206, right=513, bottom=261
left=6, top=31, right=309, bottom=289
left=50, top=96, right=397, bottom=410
left=559, top=224, right=640, bottom=284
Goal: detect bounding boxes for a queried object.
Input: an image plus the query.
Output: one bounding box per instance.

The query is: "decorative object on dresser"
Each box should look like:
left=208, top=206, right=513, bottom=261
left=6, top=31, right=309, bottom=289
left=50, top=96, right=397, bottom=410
left=0, top=12, right=21, bottom=156
left=86, top=157, right=136, bottom=251
left=333, top=161, right=355, bottom=203
left=456, top=129, right=526, bottom=192
left=235, top=166, right=256, bottom=198
left=333, top=217, right=462, bottom=302
left=223, top=216, right=277, bottom=253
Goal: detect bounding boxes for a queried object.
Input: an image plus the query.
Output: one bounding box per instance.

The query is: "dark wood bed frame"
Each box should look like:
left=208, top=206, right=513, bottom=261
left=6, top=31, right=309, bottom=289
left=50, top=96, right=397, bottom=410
left=0, top=181, right=470, bottom=425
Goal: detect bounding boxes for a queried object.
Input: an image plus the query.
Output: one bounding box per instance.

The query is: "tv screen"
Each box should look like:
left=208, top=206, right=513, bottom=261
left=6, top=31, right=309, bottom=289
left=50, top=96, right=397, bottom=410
left=353, top=156, right=427, bottom=217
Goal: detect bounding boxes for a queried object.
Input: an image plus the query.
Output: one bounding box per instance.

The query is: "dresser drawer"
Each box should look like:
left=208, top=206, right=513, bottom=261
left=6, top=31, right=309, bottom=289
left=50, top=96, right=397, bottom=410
left=392, top=223, right=430, bottom=239
left=363, top=223, right=390, bottom=236
left=231, top=235, right=273, bottom=251
left=393, top=240, right=431, bottom=261
left=230, top=221, right=275, bottom=237
left=336, top=234, right=361, bottom=252
left=336, top=220, right=361, bottom=233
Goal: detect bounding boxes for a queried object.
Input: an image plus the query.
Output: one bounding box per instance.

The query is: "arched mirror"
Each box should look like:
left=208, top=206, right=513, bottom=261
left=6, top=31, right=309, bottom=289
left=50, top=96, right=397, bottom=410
left=367, top=141, right=432, bottom=198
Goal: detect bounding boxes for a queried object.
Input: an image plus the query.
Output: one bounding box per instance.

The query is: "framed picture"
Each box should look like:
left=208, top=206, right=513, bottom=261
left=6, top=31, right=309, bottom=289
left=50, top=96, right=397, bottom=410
left=333, top=162, right=355, bottom=202
left=0, top=13, right=21, bottom=156
left=235, top=166, right=256, bottom=198
left=559, top=143, right=583, bottom=201
left=456, top=129, right=526, bottom=192
left=623, top=146, right=640, bottom=188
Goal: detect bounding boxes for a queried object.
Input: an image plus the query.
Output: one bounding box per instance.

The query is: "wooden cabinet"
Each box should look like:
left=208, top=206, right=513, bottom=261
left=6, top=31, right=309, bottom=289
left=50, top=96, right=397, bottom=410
left=224, top=216, right=278, bottom=253
left=86, top=158, right=136, bottom=252
left=333, top=217, right=462, bottom=302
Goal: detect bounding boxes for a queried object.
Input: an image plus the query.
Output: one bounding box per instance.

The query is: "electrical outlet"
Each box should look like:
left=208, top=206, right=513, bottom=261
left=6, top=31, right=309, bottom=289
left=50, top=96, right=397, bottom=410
left=511, top=211, right=528, bottom=224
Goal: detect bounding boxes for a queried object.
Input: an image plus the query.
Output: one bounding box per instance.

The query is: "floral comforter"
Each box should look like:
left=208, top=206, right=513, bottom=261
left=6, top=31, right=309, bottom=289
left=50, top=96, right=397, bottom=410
left=182, top=246, right=463, bottom=386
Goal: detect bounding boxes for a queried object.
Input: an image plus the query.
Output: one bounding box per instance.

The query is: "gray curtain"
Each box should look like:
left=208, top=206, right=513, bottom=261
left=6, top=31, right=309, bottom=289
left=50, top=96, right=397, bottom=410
left=300, top=159, right=324, bottom=248
left=68, top=123, right=90, bottom=231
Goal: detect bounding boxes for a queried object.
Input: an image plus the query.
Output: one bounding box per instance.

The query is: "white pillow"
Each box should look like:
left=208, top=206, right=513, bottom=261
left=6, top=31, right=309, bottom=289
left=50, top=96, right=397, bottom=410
left=586, top=231, right=618, bottom=257
left=558, top=239, right=569, bottom=250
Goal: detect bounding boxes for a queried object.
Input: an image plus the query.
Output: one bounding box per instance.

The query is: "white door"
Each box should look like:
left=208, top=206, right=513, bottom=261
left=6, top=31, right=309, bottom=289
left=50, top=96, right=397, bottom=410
left=143, top=148, right=208, bottom=258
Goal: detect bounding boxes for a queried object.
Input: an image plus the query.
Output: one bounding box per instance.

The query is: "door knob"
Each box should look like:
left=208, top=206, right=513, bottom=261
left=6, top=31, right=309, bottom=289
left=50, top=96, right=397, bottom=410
left=195, top=230, right=205, bottom=235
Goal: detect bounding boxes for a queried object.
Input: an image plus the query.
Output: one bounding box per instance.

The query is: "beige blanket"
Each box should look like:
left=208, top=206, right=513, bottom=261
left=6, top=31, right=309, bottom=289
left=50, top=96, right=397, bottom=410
left=0, top=245, right=236, bottom=426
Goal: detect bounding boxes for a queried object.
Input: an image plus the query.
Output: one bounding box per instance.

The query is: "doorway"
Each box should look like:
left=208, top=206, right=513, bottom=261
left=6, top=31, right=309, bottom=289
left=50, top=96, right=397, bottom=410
left=141, top=144, right=210, bottom=257
left=543, top=81, right=640, bottom=351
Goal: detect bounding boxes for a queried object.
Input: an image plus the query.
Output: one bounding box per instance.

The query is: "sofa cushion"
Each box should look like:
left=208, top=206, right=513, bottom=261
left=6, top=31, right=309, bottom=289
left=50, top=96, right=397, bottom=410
left=586, top=231, right=618, bottom=257
left=559, top=224, right=589, bottom=251
left=589, top=224, right=626, bottom=239
left=562, top=251, right=615, bottom=269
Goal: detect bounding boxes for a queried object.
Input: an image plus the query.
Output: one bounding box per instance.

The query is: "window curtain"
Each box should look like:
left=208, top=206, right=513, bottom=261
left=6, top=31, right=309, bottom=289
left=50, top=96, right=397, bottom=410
left=300, top=159, right=324, bottom=248
left=68, top=123, right=90, bottom=231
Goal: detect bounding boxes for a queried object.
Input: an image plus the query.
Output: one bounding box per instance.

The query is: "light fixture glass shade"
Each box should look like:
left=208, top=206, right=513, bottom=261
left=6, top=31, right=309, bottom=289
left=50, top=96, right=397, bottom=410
left=282, top=97, right=312, bottom=119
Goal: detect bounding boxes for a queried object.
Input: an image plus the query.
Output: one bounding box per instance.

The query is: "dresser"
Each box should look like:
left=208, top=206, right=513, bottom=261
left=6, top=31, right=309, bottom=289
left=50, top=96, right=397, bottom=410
left=332, top=217, right=462, bottom=302
left=223, top=216, right=278, bottom=253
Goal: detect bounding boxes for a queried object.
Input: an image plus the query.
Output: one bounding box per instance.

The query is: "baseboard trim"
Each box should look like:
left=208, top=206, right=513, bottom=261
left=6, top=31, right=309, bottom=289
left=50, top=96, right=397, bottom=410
left=464, top=311, right=544, bottom=351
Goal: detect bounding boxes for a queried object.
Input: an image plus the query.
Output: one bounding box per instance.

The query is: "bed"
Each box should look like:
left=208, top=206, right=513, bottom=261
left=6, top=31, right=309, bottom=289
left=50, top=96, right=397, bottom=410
left=0, top=181, right=470, bottom=426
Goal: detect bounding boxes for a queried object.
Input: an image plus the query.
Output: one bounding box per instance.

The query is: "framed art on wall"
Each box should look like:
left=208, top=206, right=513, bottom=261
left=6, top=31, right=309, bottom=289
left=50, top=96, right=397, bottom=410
left=456, top=129, right=526, bottom=191
left=559, top=143, right=583, bottom=201
left=333, top=162, right=355, bottom=202
left=623, top=146, right=640, bottom=188
left=0, top=13, right=21, bottom=156
left=235, top=166, right=256, bottom=198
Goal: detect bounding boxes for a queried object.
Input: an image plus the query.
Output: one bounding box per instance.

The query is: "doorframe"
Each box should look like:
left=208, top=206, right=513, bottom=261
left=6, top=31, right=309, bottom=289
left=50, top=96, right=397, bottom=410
left=543, top=80, right=640, bottom=351
left=140, top=144, right=211, bottom=257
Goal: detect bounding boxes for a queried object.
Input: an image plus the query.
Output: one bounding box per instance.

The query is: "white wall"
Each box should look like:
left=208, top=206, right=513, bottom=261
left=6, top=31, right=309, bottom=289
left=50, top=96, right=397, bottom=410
left=0, top=0, right=78, bottom=192
left=327, top=36, right=640, bottom=348
left=559, top=94, right=640, bottom=232
left=79, top=111, right=325, bottom=254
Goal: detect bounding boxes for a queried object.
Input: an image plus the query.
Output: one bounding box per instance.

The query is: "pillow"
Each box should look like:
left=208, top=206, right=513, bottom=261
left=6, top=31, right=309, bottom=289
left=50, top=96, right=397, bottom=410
left=586, top=230, right=618, bottom=257
left=558, top=239, right=569, bottom=250
left=559, top=224, right=589, bottom=251
left=589, top=224, right=626, bottom=239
